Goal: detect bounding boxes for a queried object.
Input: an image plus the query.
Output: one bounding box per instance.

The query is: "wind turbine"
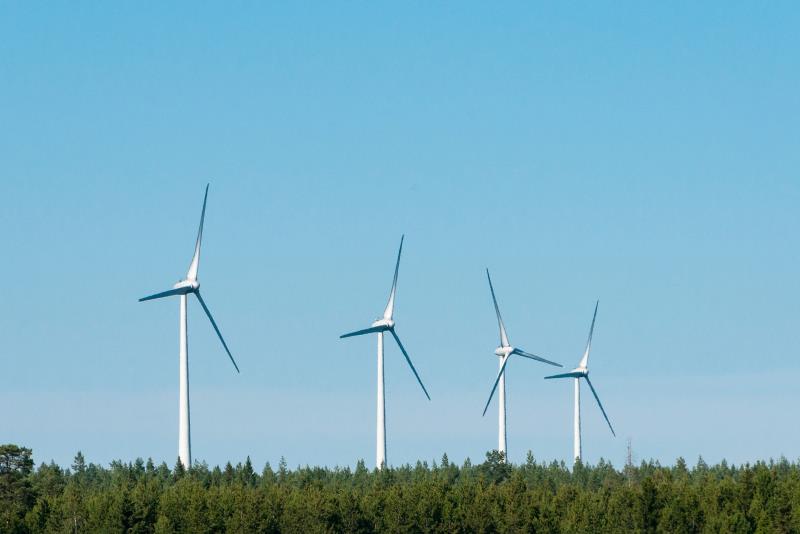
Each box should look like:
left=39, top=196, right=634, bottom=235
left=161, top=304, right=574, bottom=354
left=545, top=301, right=614, bottom=462
left=139, top=184, right=239, bottom=469
left=481, top=269, right=562, bottom=459
left=340, top=235, right=430, bottom=469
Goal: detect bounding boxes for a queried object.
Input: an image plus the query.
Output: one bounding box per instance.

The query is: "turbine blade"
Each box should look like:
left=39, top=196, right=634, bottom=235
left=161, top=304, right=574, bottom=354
left=186, top=184, right=209, bottom=281
left=585, top=376, right=615, bottom=436
left=486, top=269, right=510, bottom=347
left=389, top=328, right=430, bottom=400
left=578, top=300, right=599, bottom=368
left=194, top=291, right=240, bottom=373
left=382, top=235, right=404, bottom=320
left=544, top=371, right=584, bottom=379
left=513, top=348, right=563, bottom=367
left=138, top=287, right=190, bottom=302
left=482, top=354, right=511, bottom=416
left=339, top=326, right=386, bottom=339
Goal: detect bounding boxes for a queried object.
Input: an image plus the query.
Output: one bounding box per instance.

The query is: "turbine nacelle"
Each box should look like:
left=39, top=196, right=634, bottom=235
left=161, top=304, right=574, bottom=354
left=371, top=318, right=395, bottom=330
left=494, top=346, right=514, bottom=358
left=173, top=279, right=200, bottom=291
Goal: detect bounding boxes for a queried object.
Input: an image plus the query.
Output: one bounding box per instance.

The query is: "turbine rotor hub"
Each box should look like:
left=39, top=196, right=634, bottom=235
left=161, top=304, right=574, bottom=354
left=173, top=279, right=200, bottom=291
left=370, top=318, right=394, bottom=329
left=494, top=346, right=513, bottom=357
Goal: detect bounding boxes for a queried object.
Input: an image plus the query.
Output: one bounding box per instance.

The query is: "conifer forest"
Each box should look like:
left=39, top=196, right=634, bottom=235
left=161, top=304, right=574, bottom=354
left=2, top=444, right=800, bottom=533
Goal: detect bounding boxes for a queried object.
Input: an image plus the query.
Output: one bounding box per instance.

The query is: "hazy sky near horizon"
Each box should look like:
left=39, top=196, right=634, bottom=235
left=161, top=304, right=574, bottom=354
left=2, top=2, right=799, bottom=470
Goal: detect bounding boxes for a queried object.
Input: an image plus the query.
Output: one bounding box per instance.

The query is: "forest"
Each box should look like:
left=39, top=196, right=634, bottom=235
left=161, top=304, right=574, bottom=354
left=2, top=443, right=799, bottom=533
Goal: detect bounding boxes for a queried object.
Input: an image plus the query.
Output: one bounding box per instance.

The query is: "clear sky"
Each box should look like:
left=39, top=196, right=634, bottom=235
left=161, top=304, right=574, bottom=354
left=1, top=2, right=799, bottom=470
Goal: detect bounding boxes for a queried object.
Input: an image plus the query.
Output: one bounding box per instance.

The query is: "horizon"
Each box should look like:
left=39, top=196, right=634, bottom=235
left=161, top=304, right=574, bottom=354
left=15, top=442, right=795, bottom=473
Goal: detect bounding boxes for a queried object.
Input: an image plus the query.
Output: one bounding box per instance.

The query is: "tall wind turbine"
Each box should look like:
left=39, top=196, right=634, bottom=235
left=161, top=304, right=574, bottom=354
left=482, top=269, right=562, bottom=459
left=139, top=184, right=239, bottom=469
left=545, top=301, right=614, bottom=462
left=340, top=235, right=430, bottom=469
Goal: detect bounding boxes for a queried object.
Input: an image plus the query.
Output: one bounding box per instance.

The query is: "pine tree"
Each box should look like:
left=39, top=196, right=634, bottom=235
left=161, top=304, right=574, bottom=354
left=0, top=444, right=35, bottom=531
left=173, top=458, right=186, bottom=481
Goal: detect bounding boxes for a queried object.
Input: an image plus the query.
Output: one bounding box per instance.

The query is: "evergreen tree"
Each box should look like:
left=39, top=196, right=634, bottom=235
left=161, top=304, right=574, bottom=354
left=71, top=451, right=86, bottom=476
left=0, top=444, right=35, bottom=532
left=173, top=458, right=186, bottom=481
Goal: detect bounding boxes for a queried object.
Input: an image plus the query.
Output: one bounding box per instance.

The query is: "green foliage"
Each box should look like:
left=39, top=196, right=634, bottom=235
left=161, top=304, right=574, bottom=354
left=2, top=444, right=800, bottom=533
left=1, top=444, right=35, bottom=533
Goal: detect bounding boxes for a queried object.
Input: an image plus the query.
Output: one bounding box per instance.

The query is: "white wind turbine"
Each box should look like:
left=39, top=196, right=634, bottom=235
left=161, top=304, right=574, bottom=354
left=340, top=235, right=430, bottom=469
left=545, top=301, right=614, bottom=462
left=482, top=269, right=562, bottom=459
left=139, top=184, right=239, bottom=469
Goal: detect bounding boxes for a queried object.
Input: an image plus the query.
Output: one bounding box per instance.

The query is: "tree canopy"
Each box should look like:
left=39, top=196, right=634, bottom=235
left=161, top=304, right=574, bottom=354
left=1, top=444, right=799, bottom=533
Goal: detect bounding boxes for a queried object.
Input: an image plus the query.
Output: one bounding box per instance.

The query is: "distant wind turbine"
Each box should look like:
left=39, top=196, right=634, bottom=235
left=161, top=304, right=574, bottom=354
left=139, top=184, right=239, bottom=469
left=545, top=301, right=615, bottom=462
left=340, top=235, right=430, bottom=469
left=482, top=269, right=562, bottom=459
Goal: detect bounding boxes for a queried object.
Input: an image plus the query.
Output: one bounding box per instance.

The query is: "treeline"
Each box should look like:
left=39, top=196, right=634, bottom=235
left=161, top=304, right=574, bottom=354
left=2, top=444, right=799, bottom=533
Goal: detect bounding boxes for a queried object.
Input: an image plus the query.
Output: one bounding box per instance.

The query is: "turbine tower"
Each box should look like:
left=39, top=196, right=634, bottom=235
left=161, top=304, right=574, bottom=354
left=139, top=184, right=240, bottom=469
left=340, top=235, right=430, bottom=469
left=545, top=301, right=614, bottom=462
left=482, top=269, right=562, bottom=459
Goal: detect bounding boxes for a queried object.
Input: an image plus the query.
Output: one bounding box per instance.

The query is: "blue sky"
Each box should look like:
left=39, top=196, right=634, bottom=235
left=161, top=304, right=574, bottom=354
left=1, top=2, right=799, bottom=470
